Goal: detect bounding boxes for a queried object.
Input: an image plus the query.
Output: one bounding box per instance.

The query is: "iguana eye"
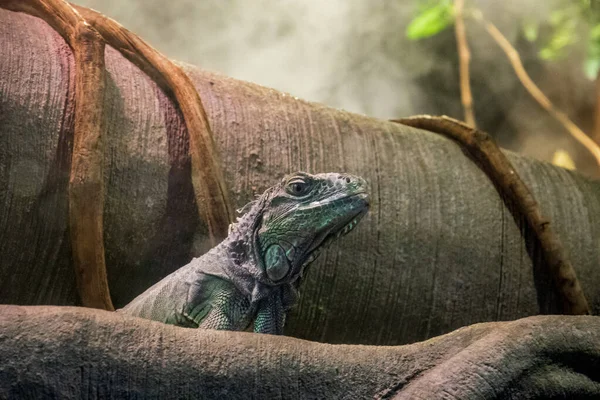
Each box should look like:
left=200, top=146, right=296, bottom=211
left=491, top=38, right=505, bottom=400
left=286, top=178, right=311, bottom=196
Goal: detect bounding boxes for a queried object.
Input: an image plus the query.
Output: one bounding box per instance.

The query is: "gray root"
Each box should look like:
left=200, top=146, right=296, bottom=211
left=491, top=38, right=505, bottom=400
left=1, top=306, right=600, bottom=399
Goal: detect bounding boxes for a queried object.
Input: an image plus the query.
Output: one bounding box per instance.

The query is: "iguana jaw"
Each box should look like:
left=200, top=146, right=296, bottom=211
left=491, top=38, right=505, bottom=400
left=300, top=192, right=369, bottom=267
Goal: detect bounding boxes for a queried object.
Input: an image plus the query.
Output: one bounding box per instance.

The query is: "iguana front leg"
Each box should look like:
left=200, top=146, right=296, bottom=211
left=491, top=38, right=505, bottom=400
left=194, top=287, right=254, bottom=331
left=253, top=293, right=285, bottom=335
left=190, top=286, right=286, bottom=333
left=178, top=276, right=254, bottom=331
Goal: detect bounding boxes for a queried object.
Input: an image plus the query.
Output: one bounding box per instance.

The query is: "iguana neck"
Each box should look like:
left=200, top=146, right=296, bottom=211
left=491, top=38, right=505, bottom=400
left=214, top=199, right=276, bottom=304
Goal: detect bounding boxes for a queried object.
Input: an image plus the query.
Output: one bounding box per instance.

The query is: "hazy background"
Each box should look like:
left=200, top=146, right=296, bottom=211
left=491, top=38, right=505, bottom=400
left=75, top=0, right=599, bottom=177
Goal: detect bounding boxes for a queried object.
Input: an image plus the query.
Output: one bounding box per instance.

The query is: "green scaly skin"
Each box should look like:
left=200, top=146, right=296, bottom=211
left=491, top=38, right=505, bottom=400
left=118, top=172, right=370, bottom=334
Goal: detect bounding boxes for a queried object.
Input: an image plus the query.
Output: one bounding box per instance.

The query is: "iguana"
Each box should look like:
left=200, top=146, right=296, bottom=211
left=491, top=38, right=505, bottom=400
left=119, top=172, right=370, bottom=334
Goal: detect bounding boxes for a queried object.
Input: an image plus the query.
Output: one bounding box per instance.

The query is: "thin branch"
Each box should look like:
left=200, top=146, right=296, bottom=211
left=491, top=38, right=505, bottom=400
left=454, top=0, right=476, bottom=127
left=593, top=68, right=600, bottom=146
left=471, top=10, right=600, bottom=169
left=391, top=115, right=590, bottom=316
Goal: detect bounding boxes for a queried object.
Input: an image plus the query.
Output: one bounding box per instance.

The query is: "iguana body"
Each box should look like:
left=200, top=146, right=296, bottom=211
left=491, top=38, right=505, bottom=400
left=119, top=172, right=369, bottom=334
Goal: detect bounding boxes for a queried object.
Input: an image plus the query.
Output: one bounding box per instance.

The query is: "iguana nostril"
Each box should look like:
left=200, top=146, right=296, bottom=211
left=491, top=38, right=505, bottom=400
left=345, top=177, right=351, bottom=183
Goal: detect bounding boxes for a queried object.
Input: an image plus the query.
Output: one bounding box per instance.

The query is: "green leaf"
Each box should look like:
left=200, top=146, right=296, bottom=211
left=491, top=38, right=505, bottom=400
left=549, top=9, right=567, bottom=25
left=584, top=57, right=600, bottom=79
left=539, top=16, right=578, bottom=60
left=590, top=24, right=600, bottom=40
left=523, top=21, right=539, bottom=42
left=585, top=24, right=600, bottom=79
left=406, top=1, right=454, bottom=40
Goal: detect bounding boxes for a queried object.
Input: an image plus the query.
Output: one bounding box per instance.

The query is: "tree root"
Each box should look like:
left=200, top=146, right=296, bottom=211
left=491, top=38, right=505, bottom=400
left=0, top=0, right=234, bottom=309
left=0, top=0, right=113, bottom=310
left=392, top=115, right=590, bottom=315
left=72, top=5, right=235, bottom=244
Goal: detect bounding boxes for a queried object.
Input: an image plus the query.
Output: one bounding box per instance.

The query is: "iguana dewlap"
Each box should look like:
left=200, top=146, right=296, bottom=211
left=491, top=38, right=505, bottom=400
left=119, top=172, right=369, bottom=334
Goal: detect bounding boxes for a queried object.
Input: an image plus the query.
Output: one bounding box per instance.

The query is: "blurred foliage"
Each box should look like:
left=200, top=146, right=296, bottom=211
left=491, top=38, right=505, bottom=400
left=519, top=0, right=600, bottom=79
left=406, top=0, right=600, bottom=80
left=406, top=0, right=453, bottom=39
left=536, top=6, right=578, bottom=61
left=585, top=23, right=600, bottom=79
left=526, top=0, right=600, bottom=80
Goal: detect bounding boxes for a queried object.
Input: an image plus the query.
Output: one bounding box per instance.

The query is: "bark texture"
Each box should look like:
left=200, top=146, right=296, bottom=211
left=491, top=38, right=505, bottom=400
left=1, top=8, right=600, bottom=345
left=0, top=306, right=599, bottom=399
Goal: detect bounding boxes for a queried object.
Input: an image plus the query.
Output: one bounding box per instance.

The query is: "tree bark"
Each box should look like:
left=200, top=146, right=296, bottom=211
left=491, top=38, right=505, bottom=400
left=1, top=306, right=599, bottom=399
left=0, top=8, right=599, bottom=345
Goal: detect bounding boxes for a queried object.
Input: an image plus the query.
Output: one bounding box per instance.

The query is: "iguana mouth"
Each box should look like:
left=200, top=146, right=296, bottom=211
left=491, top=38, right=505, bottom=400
left=336, top=215, right=362, bottom=237
left=301, top=194, right=369, bottom=267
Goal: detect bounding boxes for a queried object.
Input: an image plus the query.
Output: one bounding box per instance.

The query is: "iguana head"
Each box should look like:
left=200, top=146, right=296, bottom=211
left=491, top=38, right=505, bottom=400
left=247, top=172, right=369, bottom=284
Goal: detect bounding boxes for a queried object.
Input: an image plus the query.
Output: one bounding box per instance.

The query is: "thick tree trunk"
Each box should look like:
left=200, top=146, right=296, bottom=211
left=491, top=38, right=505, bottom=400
left=0, top=8, right=599, bottom=345
left=1, top=306, right=599, bottom=399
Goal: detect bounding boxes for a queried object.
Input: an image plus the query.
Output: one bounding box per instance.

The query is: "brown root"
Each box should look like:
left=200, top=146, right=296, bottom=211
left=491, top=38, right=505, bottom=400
left=72, top=5, right=235, bottom=245
left=0, top=0, right=234, bottom=310
left=0, top=0, right=113, bottom=310
left=392, top=115, right=590, bottom=315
